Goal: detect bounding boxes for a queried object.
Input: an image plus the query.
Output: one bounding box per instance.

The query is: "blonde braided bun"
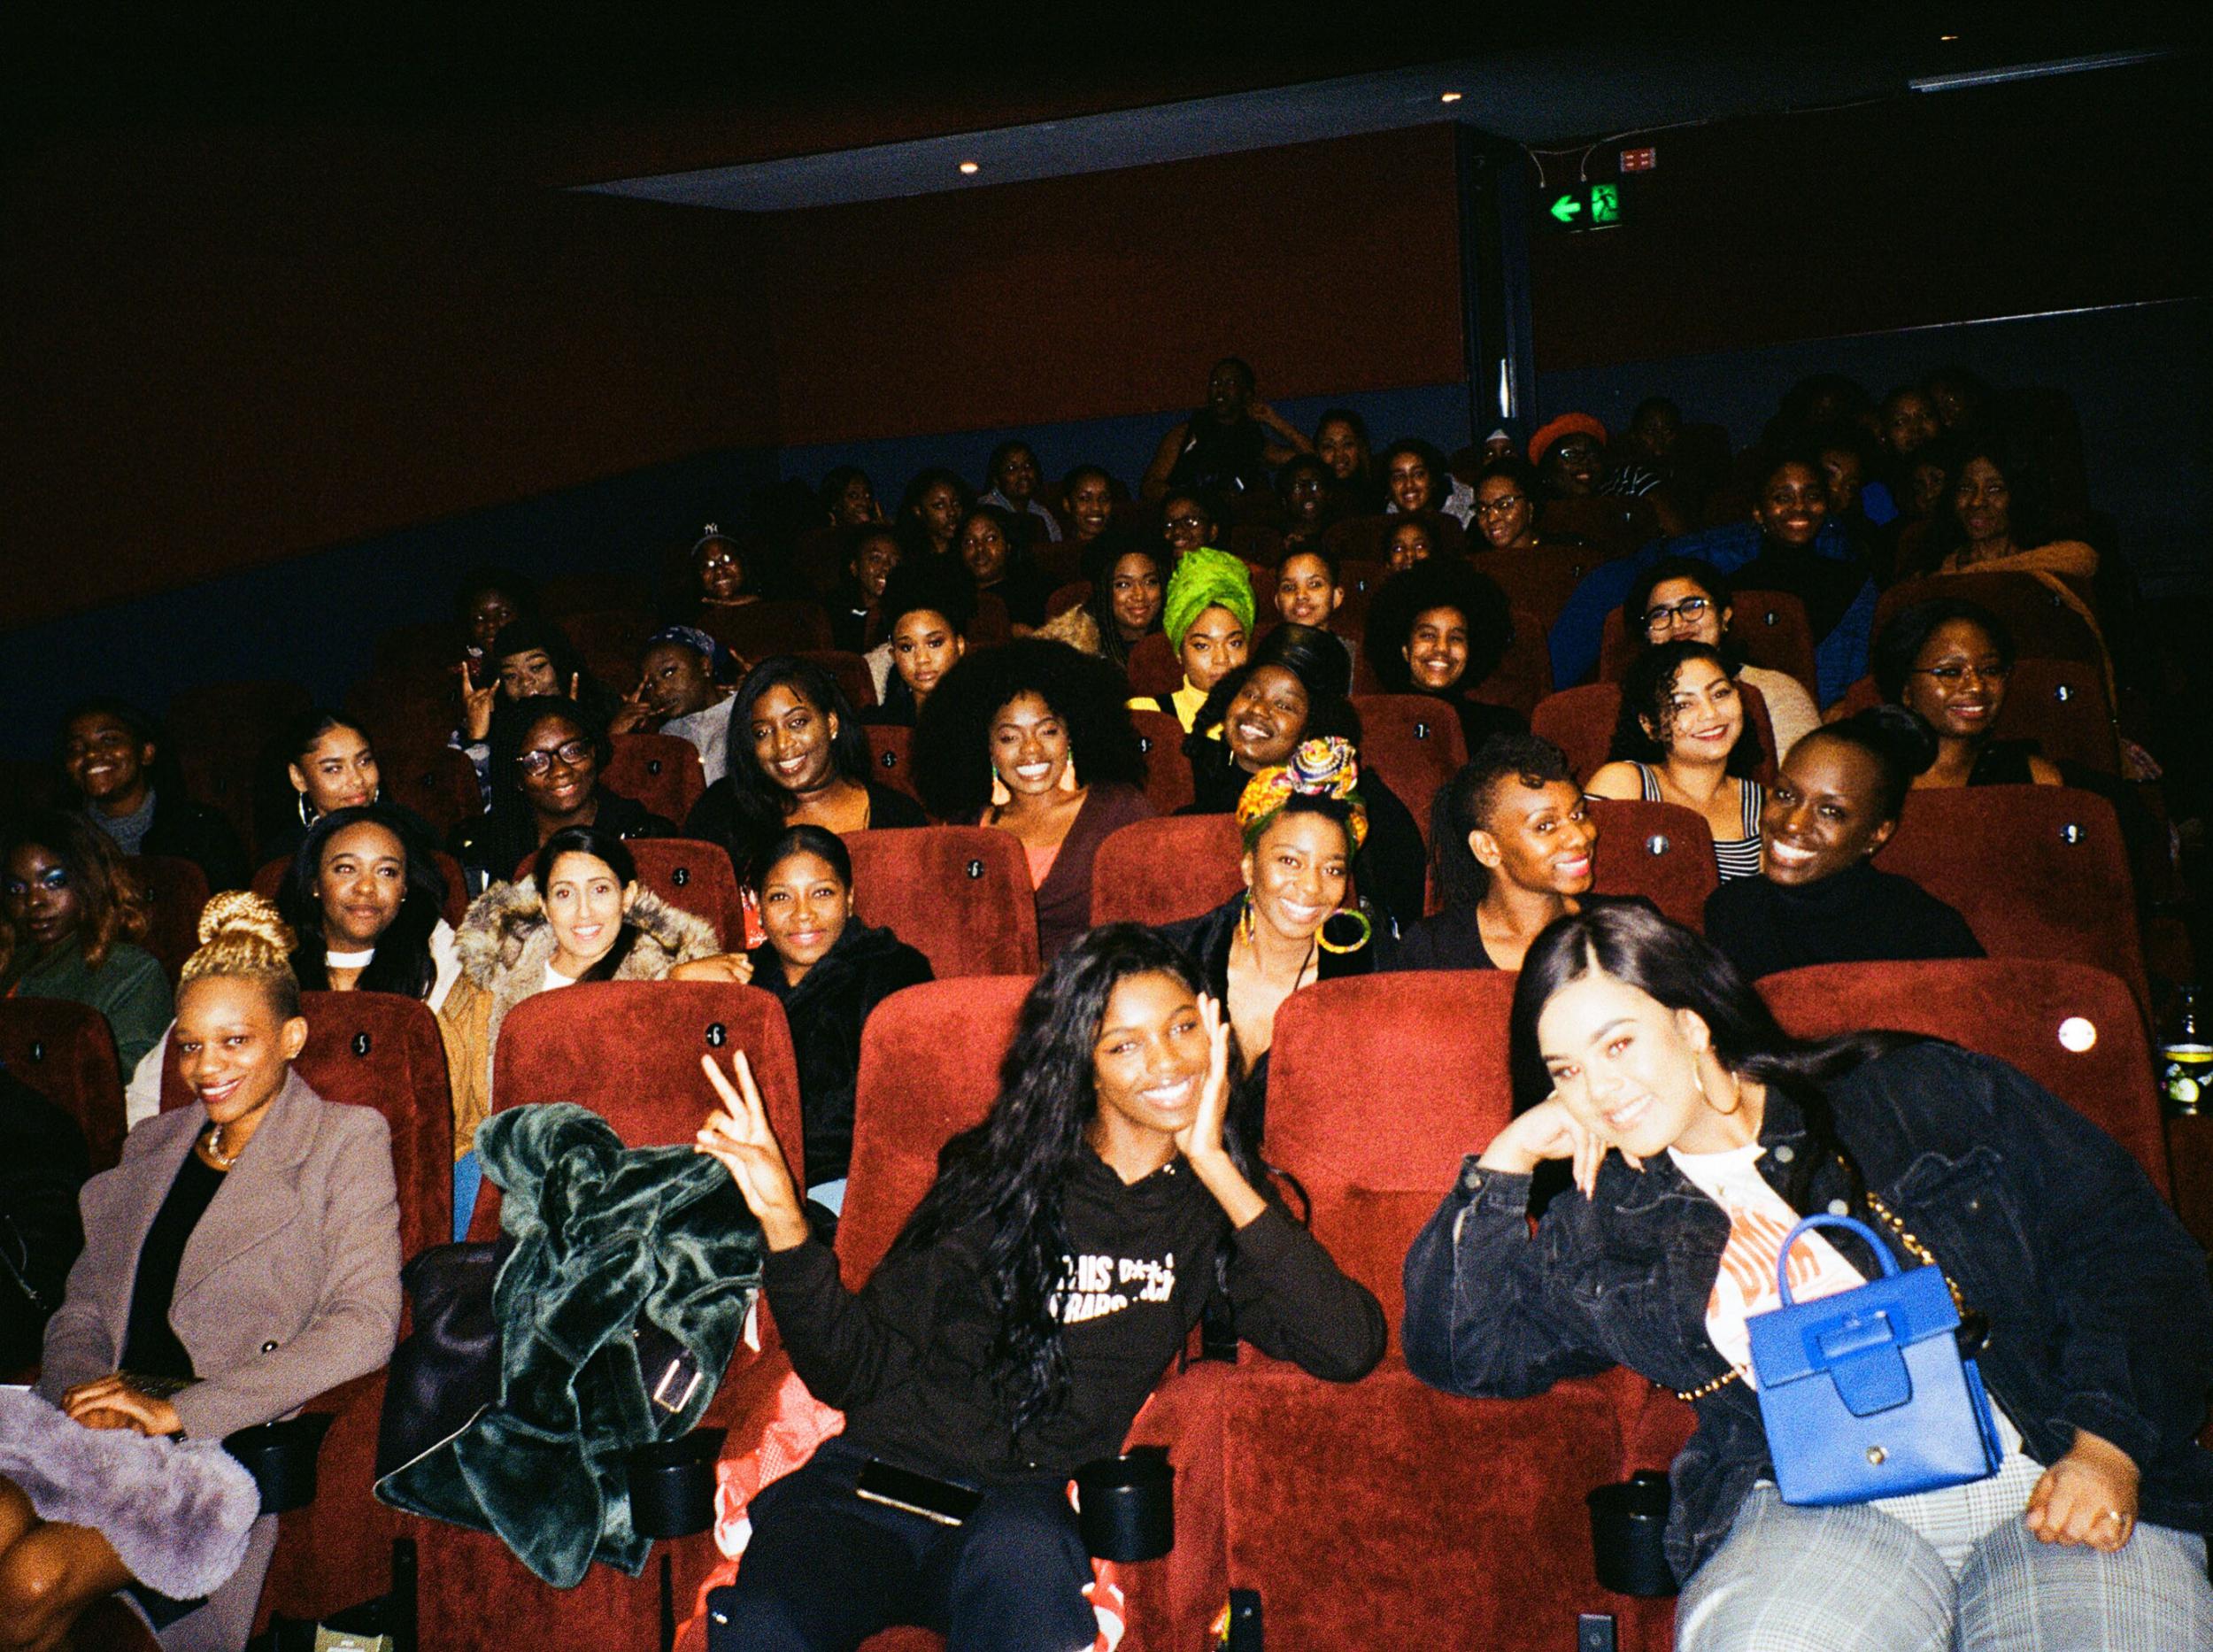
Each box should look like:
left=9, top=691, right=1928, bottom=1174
left=181, top=891, right=301, bottom=1015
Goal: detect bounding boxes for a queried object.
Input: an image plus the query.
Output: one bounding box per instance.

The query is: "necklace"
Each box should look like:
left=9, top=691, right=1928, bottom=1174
left=202, top=1123, right=241, bottom=1170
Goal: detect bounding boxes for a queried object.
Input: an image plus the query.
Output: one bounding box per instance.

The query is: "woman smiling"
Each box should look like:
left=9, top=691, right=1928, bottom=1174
left=1, top=813, right=170, bottom=1077
left=1586, top=642, right=1767, bottom=882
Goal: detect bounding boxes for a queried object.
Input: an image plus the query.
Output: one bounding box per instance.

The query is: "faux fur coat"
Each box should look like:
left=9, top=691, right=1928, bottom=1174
left=437, top=879, right=721, bottom=1162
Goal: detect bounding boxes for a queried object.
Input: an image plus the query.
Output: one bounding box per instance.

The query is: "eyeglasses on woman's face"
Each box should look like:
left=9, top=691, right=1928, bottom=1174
left=1642, top=595, right=1711, bottom=633
left=516, top=737, right=593, bottom=776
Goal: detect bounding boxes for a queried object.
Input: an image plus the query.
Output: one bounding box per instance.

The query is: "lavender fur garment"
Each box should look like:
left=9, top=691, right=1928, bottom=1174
left=0, top=1388, right=260, bottom=1600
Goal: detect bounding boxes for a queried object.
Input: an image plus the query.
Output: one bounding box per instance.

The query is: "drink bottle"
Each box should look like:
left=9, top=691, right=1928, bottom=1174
left=2160, top=985, right=2209, bottom=1116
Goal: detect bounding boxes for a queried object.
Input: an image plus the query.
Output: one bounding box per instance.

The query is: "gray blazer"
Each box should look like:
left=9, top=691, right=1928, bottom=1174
left=39, top=1069, right=403, bottom=1441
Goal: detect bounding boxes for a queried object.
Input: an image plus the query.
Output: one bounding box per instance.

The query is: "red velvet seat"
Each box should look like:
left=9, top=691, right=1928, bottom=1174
left=1875, top=572, right=2102, bottom=668
left=1873, top=785, right=2148, bottom=1020
left=1538, top=495, right=1661, bottom=560
left=844, top=827, right=1040, bottom=979
left=1469, top=603, right=1554, bottom=721
left=1322, top=514, right=1389, bottom=565
left=252, top=848, right=471, bottom=931
left=1089, top=815, right=1244, bottom=928
left=1352, top=695, right=1469, bottom=845
left=797, top=647, right=878, bottom=710
left=1585, top=799, right=1719, bottom=930
left=1046, top=578, right=1091, bottom=618
left=375, top=737, right=484, bottom=838
left=1130, top=707, right=1197, bottom=816
left=1229, top=522, right=1284, bottom=567
left=1532, top=678, right=1779, bottom=788
left=167, top=679, right=315, bottom=859
left=696, top=598, right=836, bottom=661
left=411, top=983, right=806, bottom=1650
left=1231, top=975, right=1639, bottom=1649
left=502, top=837, right=738, bottom=946
left=1125, top=632, right=1184, bottom=701
left=1484, top=545, right=1618, bottom=630
left=1599, top=589, right=1819, bottom=700
left=1826, top=656, right=2118, bottom=776
left=129, top=853, right=211, bottom=982
left=606, top=731, right=707, bottom=826
left=862, top=722, right=923, bottom=804
left=559, top=607, right=655, bottom=692
left=0, top=998, right=126, bottom=1171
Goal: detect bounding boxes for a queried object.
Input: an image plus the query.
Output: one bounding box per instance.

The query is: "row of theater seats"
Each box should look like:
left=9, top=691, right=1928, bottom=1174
left=11, top=953, right=2159, bottom=1650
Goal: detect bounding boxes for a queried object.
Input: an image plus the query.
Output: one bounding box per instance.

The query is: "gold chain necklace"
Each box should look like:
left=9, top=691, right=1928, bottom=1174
left=202, top=1123, right=241, bottom=1170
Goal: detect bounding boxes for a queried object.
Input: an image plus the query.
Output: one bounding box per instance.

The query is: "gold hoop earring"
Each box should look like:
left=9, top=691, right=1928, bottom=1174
left=1708, top=1066, right=1744, bottom=1116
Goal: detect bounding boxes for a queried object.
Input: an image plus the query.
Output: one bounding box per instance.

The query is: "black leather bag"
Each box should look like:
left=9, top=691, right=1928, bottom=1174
left=374, top=1238, right=512, bottom=1478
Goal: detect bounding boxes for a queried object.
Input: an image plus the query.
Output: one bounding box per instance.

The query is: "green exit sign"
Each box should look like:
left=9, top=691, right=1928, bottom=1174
left=1541, top=181, right=1627, bottom=232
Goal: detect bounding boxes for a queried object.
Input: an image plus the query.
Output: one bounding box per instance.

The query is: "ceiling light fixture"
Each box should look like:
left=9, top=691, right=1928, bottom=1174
left=1439, top=91, right=1463, bottom=104
left=959, top=160, right=980, bottom=174
left=1939, top=34, right=1959, bottom=42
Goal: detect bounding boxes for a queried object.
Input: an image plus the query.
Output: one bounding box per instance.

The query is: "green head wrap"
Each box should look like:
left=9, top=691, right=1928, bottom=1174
left=1161, top=547, right=1257, bottom=651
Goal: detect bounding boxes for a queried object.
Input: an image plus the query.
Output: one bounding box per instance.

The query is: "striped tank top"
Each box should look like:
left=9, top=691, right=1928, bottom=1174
left=1634, top=763, right=1764, bottom=881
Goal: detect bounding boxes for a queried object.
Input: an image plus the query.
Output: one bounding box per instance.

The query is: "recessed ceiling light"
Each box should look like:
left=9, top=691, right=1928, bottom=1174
left=1939, top=33, right=1960, bottom=41
left=1439, top=91, right=1463, bottom=104
left=958, top=160, right=980, bottom=174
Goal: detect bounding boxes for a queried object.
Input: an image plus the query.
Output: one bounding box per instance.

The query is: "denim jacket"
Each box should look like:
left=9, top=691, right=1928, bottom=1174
left=1402, top=1041, right=2213, bottom=1581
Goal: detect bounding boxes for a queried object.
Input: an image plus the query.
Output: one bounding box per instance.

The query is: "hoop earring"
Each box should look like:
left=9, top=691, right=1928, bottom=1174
left=297, top=791, right=315, bottom=828
left=1315, top=907, right=1372, bottom=954
left=990, top=769, right=1012, bottom=808
left=1237, top=892, right=1256, bottom=948
left=1712, top=1069, right=1745, bottom=1117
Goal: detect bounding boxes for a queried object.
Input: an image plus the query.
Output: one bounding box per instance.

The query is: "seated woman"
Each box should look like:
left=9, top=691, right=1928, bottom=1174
left=1705, top=707, right=1983, bottom=980
left=1059, top=465, right=1122, bottom=550
left=825, top=525, right=902, bottom=654
left=978, top=440, right=1061, bottom=544
left=6, top=892, right=401, bottom=1651
left=453, top=697, right=676, bottom=891
left=608, top=625, right=741, bottom=786
left=1315, top=407, right=1384, bottom=515
left=1405, top=903, right=2213, bottom=1651
left=257, top=708, right=382, bottom=868
left=1586, top=641, right=1767, bottom=882
left=741, top=826, right=932, bottom=1223
left=1625, top=556, right=1821, bottom=759
left=1276, top=452, right=1338, bottom=552
left=2, top=812, right=171, bottom=1076
left=1133, top=546, right=1253, bottom=733
left=697, top=924, right=1386, bottom=1648
left=957, top=506, right=1053, bottom=633
left=913, top=638, right=1155, bottom=962
left=819, top=465, right=882, bottom=530
left=1392, top=733, right=1611, bottom=973
left=1159, top=488, right=1222, bottom=559
left=59, top=699, right=249, bottom=893
left=1270, top=544, right=1359, bottom=677
left=1182, top=625, right=1427, bottom=938
left=453, top=566, right=536, bottom=682
left=682, top=524, right=764, bottom=619
left=895, top=468, right=974, bottom=562
left=451, top=616, right=621, bottom=802
left=127, top=804, right=463, bottom=1126
left=1383, top=512, right=1445, bottom=573
left=689, top=657, right=927, bottom=893
left=1083, top=541, right=1168, bottom=676
left=1361, top=557, right=1527, bottom=755
left=1469, top=460, right=1557, bottom=555
left=1156, top=738, right=1376, bottom=1135
left=1380, top=436, right=1477, bottom=529
left=443, top=824, right=729, bottom=1238
left=1723, top=448, right=1879, bottom=705
left=1871, top=598, right=2063, bottom=789
left=863, top=560, right=975, bottom=728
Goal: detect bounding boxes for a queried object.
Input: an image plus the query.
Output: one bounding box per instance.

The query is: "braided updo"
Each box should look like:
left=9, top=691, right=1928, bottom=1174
left=180, top=891, right=302, bottom=1017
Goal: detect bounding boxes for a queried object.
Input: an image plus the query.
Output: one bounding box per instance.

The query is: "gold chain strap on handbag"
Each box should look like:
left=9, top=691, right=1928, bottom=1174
left=1672, top=1160, right=1968, bottom=1403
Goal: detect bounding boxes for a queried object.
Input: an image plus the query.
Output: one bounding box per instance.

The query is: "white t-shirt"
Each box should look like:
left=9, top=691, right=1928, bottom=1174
left=542, top=962, right=581, bottom=992
left=1668, top=1143, right=1864, bottom=1388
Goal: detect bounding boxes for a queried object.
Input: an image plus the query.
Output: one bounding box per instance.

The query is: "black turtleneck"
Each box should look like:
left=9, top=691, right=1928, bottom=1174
left=1702, top=860, right=1983, bottom=981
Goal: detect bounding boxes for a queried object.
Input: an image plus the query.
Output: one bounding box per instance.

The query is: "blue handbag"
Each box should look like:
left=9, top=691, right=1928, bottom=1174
left=1745, top=1208, right=2002, bottom=1507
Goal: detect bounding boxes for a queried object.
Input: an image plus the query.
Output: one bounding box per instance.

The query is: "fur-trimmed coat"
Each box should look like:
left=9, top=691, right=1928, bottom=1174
left=437, top=879, right=721, bottom=1162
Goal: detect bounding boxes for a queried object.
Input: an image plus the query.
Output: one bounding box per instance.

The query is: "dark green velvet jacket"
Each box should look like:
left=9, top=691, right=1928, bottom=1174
left=376, top=1104, right=764, bottom=1585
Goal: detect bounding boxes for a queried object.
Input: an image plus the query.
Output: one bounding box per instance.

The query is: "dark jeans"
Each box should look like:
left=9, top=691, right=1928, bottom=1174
left=708, top=1440, right=1097, bottom=1652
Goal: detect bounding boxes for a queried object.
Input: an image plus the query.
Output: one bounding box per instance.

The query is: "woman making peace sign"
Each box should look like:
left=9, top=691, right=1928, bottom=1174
left=694, top=924, right=1384, bottom=1651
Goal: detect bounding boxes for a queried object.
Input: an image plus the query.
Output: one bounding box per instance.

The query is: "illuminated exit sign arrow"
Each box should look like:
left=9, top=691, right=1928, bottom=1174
left=1541, top=181, right=1628, bottom=232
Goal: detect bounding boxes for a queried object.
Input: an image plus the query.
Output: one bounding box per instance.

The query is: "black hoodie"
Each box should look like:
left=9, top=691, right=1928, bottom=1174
left=762, top=1150, right=1384, bottom=1487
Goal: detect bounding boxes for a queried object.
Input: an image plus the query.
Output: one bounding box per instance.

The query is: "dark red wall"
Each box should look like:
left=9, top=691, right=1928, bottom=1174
left=761, top=125, right=1468, bottom=445
left=1527, top=65, right=2199, bottom=371
left=1, top=127, right=780, bottom=627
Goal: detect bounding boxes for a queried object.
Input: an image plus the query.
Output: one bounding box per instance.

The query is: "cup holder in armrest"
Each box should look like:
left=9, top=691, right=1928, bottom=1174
left=224, top=1413, right=337, bottom=1515
left=626, top=1427, right=729, bottom=1540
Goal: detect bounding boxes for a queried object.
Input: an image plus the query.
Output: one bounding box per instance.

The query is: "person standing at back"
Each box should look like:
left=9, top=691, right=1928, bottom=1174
left=1142, top=357, right=1311, bottom=506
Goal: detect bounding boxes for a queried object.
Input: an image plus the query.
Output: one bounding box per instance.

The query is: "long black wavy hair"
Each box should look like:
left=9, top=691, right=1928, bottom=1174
left=1509, top=903, right=1919, bottom=1213
left=280, top=803, right=448, bottom=999
left=720, top=655, right=875, bottom=880
left=911, top=637, right=1148, bottom=822
left=894, top=924, right=1269, bottom=1432
left=1606, top=640, right=1762, bottom=778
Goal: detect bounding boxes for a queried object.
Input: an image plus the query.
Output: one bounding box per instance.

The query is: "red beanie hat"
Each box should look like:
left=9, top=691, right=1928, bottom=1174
left=1527, top=413, right=1609, bottom=467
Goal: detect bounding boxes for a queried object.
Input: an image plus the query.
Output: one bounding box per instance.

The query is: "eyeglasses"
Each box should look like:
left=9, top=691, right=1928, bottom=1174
left=1164, top=514, right=1207, bottom=532
left=1473, top=496, right=1528, bottom=517
left=1914, top=661, right=2010, bottom=686
left=1642, top=596, right=1713, bottom=630
left=517, top=737, right=593, bottom=776
left=1552, top=440, right=1601, bottom=461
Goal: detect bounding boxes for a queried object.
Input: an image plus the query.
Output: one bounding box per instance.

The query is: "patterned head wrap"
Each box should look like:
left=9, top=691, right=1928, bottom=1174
left=1161, top=547, right=1257, bottom=650
left=648, top=624, right=737, bottom=681
left=1236, top=736, right=1369, bottom=853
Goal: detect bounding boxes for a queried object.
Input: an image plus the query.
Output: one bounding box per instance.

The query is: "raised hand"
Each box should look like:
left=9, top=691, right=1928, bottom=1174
left=694, top=1050, right=810, bottom=1250
left=456, top=661, right=497, bottom=742
left=1477, top=1093, right=1640, bottom=1200
left=1173, top=992, right=1234, bottom=1167
left=608, top=675, right=656, bottom=736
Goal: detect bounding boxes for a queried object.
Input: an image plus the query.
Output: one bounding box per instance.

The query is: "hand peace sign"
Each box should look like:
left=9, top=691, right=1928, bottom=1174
left=695, top=1050, right=811, bottom=1251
